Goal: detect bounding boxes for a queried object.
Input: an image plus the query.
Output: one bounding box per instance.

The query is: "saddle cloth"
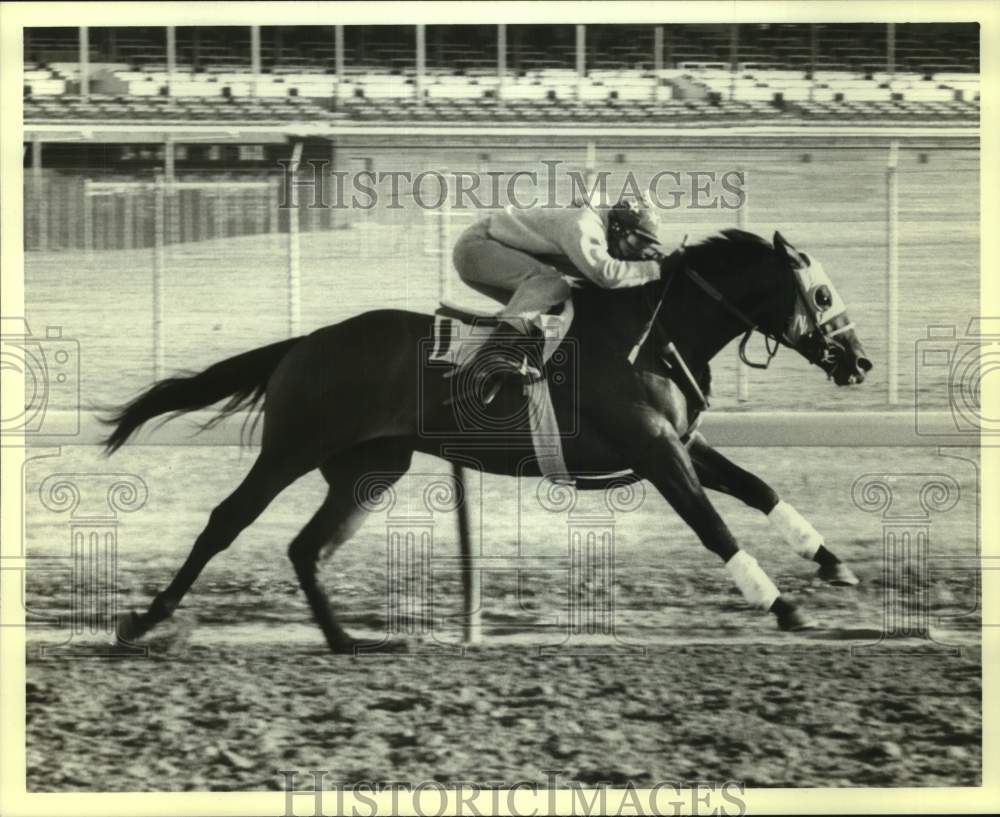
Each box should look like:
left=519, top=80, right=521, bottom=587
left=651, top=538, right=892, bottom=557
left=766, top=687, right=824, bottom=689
left=429, top=300, right=575, bottom=484
left=430, top=299, right=573, bottom=368
left=427, top=299, right=708, bottom=486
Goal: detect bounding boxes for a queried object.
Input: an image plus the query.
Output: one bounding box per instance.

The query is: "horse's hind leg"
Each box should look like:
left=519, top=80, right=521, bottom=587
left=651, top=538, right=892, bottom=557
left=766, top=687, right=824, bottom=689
left=118, top=451, right=309, bottom=642
left=288, top=438, right=414, bottom=654
left=686, top=431, right=859, bottom=586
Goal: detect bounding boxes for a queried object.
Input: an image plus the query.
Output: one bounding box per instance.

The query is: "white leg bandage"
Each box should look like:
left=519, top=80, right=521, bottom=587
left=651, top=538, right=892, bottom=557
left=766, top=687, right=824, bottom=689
left=725, top=550, right=780, bottom=611
left=767, top=500, right=823, bottom=560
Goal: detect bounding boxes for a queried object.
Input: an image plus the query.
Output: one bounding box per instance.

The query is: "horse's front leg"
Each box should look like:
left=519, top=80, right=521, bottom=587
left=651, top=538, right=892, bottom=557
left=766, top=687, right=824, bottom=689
left=629, top=420, right=815, bottom=631
left=686, top=431, right=859, bottom=586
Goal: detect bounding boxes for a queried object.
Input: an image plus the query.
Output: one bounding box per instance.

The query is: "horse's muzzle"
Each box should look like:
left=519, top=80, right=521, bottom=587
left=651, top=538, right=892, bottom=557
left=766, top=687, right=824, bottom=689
left=830, top=330, right=872, bottom=386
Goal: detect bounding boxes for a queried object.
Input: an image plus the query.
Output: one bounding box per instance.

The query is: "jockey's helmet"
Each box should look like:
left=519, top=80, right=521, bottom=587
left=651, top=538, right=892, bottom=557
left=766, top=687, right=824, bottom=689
left=607, top=195, right=661, bottom=260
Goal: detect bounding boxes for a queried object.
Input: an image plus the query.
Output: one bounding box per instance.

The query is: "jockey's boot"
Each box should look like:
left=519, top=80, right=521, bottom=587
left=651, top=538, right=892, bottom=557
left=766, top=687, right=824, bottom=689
left=465, top=323, right=544, bottom=406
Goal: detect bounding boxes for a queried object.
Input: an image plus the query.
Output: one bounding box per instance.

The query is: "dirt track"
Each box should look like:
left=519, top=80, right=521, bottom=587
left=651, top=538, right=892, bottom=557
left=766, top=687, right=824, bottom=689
left=26, top=639, right=980, bottom=791
left=23, top=441, right=982, bottom=791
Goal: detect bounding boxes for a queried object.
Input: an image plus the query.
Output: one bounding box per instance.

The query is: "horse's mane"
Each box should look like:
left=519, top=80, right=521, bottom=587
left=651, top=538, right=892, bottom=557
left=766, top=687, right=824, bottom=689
left=684, top=229, right=775, bottom=272
left=569, top=228, right=779, bottom=363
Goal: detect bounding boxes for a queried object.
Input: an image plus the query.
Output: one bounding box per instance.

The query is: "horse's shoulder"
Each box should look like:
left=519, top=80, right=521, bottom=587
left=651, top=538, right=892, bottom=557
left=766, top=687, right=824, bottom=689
left=565, top=289, right=641, bottom=350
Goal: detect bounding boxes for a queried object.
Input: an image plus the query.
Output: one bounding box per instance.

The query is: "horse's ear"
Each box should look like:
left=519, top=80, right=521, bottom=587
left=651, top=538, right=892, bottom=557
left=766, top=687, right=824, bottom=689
left=773, top=231, right=799, bottom=262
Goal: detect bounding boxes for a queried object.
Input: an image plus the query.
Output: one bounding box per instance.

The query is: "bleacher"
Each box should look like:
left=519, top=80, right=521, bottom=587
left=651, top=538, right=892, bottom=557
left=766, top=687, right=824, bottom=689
left=22, top=24, right=980, bottom=126
left=23, top=89, right=978, bottom=127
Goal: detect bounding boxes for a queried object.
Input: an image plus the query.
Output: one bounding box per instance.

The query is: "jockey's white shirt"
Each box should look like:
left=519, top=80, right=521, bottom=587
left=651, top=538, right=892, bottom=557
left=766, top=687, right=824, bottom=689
left=486, top=204, right=661, bottom=289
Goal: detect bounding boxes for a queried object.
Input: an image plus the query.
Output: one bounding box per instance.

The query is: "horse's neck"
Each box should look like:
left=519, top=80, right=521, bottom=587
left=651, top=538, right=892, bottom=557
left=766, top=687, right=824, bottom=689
left=658, top=273, right=747, bottom=371
left=568, top=267, right=752, bottom=368
left=571, top=286, right=647, bottom=351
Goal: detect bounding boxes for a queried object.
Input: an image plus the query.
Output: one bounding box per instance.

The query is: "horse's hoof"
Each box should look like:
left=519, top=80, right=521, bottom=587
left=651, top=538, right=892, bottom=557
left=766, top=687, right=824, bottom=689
left=114, top=610, right=146, bottom=644
left=777, top=605, right=819, bottom=632
left=817, top=561, right=860, bottom=587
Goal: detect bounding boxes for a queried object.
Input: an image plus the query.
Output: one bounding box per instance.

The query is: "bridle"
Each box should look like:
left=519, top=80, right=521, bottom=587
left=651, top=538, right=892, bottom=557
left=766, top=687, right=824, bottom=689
left=683, top=264, right=787, bottom=370
left=631, top=241, right=792, bottom=370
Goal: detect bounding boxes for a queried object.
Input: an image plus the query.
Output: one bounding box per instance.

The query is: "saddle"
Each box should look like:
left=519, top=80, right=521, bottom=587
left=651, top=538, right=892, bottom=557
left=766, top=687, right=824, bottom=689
left=429, top=296, right=708, bottom=484
left=430, top=300, right=574, bottom=483
left=430, top=299, right=573, bottom=370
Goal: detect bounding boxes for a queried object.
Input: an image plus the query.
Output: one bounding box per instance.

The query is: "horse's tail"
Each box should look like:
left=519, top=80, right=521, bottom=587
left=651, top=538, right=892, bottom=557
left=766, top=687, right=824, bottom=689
left=101, top=337, right=302, bottom=454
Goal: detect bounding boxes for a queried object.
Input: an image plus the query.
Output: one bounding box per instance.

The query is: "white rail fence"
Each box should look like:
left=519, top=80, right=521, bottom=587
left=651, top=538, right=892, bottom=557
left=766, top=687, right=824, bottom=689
left=80, top=176, right=294, bottom=379
left=31, top=136, right=946, bottom=404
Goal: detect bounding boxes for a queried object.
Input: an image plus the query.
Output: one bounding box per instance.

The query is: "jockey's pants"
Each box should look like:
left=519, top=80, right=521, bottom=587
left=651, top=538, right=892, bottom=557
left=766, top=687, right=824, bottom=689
left=452, top=217, right=573, bottom=334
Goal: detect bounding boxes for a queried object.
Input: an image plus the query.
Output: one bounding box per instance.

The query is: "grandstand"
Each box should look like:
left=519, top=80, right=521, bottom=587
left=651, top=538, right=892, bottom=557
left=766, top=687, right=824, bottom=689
left=22, top=24, right=980, bottom=126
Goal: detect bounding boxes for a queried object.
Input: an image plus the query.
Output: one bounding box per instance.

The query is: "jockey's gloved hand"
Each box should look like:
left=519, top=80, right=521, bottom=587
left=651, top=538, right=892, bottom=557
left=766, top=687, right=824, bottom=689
left=659, top=251, right=683, bottom=278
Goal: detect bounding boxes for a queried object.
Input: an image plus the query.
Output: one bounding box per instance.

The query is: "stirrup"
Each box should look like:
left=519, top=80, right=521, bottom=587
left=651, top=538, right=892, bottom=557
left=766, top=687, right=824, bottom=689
left=517, top=354, right=544, bottom=383
left=444, top=354, right=542, bottom=408
left=481, top=375, right=504, bottom=406
left=477, top=360, right=539, bottom=407
left=443, top=369, right=504, bottom=408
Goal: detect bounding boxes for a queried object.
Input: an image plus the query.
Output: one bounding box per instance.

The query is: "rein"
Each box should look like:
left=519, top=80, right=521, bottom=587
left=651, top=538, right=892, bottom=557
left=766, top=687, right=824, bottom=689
left=630, top=243, right=788, bottom=370
left=627, top=249, right=680, bottom=365
left=683, top=266, right=785, bottom=370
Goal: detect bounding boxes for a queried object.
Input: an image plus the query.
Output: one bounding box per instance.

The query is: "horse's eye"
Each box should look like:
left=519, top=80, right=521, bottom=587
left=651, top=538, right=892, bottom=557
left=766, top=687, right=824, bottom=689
left=813, top=286, right=833, bottom=309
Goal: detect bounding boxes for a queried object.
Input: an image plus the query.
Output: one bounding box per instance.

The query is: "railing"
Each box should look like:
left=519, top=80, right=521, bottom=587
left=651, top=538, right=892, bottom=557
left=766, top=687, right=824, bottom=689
left=22, top=131, right=979, bottom=410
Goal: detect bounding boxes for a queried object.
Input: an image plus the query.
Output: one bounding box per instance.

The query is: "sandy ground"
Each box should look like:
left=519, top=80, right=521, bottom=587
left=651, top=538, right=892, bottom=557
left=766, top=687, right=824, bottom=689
left=26, top=642, right=980, bottom=791
left=22, top=444, right=981, bottom=791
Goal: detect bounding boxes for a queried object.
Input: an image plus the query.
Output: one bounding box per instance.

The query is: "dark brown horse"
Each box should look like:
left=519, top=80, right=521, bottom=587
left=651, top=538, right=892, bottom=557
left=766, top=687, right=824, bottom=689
left=105, top=230, right=871, bottom=652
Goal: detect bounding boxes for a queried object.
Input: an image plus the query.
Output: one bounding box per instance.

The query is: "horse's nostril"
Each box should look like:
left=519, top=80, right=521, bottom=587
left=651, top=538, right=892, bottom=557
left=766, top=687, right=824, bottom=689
left=857, top=356, right=873, bottom=372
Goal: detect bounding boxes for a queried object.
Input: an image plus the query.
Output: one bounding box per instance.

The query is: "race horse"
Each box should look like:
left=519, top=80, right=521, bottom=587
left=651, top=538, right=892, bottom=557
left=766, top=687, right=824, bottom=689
left=105, top=230, right=872, bottom=652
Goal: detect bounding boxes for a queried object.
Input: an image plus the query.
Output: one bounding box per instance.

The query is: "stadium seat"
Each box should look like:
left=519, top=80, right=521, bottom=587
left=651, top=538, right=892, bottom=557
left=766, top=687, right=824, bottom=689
left=22, top=25, right=980, bottom=126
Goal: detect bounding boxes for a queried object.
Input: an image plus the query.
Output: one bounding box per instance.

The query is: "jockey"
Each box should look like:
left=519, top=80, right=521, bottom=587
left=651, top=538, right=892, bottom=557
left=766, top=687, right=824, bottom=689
left=452, top=194, right=664, bottom=402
